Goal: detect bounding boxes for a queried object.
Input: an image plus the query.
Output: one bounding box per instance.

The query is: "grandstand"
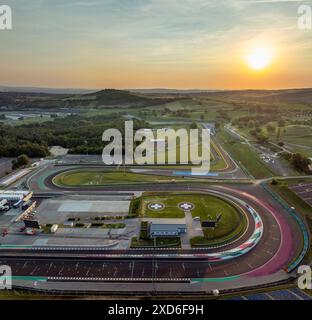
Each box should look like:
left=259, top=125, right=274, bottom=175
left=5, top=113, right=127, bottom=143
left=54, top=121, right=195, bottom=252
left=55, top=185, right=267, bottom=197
left=0, top=168, right=32, bottom=187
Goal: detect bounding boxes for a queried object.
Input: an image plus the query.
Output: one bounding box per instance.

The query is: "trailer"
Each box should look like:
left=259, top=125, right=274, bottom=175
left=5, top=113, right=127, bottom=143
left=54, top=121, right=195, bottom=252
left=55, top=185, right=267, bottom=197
left=13, top=199, right=23, bottom=209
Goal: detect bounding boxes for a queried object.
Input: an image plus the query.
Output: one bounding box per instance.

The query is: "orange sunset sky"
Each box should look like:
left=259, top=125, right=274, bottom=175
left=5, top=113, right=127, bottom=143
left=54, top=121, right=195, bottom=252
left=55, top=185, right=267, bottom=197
left=1, top=0, right=311, bottom=90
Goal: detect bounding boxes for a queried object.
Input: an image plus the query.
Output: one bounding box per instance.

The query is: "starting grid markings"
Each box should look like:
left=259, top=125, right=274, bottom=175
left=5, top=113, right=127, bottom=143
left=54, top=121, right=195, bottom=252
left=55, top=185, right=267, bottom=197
left=48, top=276, right=191, bottom=282
left=0, top=246, right=228, bottom=251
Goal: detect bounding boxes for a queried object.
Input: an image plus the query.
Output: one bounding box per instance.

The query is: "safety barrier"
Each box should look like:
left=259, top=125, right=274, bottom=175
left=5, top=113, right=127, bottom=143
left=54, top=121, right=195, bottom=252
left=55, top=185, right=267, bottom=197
left=261, top=183, right=310, bottom=273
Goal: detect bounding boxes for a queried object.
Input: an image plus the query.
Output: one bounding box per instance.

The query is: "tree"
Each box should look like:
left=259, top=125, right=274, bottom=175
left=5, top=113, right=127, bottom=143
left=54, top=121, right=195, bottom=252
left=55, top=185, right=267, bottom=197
left=266, top=124, right=275, bottom=133
left=257, top=134, right=269, bottom=145
left=276, top=127, right=282, bottom=140
left=271, top=179, right=278, bottom=185
left=290, top=153, right=311, bottom=173
left=11, top=159, right=17, bottom=170
left=248, top=120, right=255, bottom=128
left=278, top=119, right=285, bottom=127
left=17, top=154, right=30, bottom=166
left=215, top=122, right=221, bottom=130
left=11, top=154, right=30, bottom=170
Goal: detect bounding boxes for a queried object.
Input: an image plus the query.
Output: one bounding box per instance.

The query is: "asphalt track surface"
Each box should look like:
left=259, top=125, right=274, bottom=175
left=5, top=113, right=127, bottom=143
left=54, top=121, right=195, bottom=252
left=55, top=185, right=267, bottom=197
left=0, top=165, right=303, bottom=288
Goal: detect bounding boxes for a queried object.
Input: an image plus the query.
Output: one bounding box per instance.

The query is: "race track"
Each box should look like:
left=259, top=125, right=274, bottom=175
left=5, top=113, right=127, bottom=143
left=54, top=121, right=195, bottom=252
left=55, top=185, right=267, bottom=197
left=0, top=164, right=306, bottom=293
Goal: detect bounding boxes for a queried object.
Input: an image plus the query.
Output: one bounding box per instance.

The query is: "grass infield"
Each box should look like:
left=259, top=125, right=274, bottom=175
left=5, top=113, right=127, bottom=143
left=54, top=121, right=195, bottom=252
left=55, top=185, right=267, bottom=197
left=136, top=192, right=247, bottom=246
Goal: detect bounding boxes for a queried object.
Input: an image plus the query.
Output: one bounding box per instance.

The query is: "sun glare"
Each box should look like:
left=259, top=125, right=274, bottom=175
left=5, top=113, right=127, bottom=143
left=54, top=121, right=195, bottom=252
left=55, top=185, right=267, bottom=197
left=246, top=47, right=273, bottom=70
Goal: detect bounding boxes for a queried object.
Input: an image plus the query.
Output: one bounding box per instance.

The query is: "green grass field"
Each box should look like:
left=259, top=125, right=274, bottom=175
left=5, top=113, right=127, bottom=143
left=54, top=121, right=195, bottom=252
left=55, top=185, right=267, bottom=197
left=53, top=169, right=186, bottom=186
left=276, top=125, right=312, bottom=157
left=130, top=236, right=181, bottom=248
left=138, top=192, right=245, bottom=246
left=236, top=122, right=312, bottom=157
left=217, top=129, right=275, bottom=178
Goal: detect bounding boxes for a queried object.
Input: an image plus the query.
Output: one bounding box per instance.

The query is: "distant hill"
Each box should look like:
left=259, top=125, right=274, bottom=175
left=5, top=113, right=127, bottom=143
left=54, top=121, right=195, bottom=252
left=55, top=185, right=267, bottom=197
left=0, top=89, right=176, bottom=110
left=1, top=87, right=311, bottom=110
left=200, top=88, right=312, bottom=105
left=260, top=89, right=312, bottom=104
left=0, top=86, right=95, bottom=95
left=0, top=91, right=72, bottom=110
left=85, top=88, right=142, bottom=100
left=130, top=88, right=220, bottom=94
left=81, top=89, right=171, bottom=106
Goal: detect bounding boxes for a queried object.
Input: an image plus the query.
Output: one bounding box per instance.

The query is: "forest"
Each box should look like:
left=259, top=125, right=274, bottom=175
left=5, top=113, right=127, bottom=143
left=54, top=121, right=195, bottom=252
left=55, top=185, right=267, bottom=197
left=0, top=112, right=149, bottom=157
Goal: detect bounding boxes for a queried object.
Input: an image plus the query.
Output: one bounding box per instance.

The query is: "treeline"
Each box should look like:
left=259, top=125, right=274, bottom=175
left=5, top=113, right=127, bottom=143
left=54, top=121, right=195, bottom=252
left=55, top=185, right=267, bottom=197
left=282, top=153, right=311, bottom=174
left=0, top=113, right=149, bottom=157
left=0, top=141, right=49, bottom=158
left=232, top=115, right=284, bottom=128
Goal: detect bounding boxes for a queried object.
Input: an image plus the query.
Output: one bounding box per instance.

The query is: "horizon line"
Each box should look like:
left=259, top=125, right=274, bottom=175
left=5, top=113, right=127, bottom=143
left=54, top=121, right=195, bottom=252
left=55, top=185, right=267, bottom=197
left=1, top=84, right=312, bottom=93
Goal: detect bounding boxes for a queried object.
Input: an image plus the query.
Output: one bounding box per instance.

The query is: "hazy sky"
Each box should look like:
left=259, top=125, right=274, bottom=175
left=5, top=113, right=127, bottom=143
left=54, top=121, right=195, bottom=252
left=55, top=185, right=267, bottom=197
left=1, top=0, right=311, bottom=89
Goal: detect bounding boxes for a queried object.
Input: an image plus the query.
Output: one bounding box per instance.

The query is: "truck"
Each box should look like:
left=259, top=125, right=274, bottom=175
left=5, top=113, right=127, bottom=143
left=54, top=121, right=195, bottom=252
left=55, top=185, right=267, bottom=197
left=13, top=199, right=23, bottom=209
left=0, top=199, right=9, bottom=211
left=50, top=224, right=59, bottom=233
left=0, top=199, right=8, bottom=206
left=25, top=228, right=36, bottom=236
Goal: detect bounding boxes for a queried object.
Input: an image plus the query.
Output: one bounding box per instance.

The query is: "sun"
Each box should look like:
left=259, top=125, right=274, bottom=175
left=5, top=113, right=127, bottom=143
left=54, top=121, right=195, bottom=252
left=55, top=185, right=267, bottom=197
left=246, top=47, right=273, bottom=70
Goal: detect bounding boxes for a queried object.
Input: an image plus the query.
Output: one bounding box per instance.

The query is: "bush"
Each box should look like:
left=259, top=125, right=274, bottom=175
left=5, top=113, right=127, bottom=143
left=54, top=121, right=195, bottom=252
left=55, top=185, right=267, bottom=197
left=12, top=154, right=30, bottom=170
left=91, top=223, right=103, bottom=227
left=271, top=179, right=278, bottom=185
left=141, top=221, right=148, bottom=230
left=130, top=197, right=141, bottom=217
left=140, top=230, right=149, bottom=240
left=290, top=153, right=311, bottom=173
left=75, top=223, right=85, bottom=228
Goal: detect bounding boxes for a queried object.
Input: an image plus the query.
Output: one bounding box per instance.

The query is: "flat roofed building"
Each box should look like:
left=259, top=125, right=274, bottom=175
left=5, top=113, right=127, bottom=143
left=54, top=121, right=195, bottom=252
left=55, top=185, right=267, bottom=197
left=0, top=168, right=32, bottom=187
left=0, top=190, right=32, bottom=201
left=149, top=219, right=187, bottom=238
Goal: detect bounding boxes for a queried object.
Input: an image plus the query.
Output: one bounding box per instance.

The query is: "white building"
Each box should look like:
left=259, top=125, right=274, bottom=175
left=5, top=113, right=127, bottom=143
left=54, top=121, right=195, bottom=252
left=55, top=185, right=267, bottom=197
left=0, top=190, right=32, bottom=201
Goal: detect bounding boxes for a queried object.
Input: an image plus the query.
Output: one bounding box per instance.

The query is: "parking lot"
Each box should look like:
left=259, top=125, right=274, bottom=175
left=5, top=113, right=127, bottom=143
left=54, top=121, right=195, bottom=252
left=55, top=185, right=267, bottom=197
left=0, top=194, right=139, bottom=248
left=36, top=195, right=131, bottom=224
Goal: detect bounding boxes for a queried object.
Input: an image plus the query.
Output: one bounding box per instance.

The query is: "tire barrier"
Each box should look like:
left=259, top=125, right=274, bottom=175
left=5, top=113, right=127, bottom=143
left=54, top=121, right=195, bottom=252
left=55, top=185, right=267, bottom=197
left=197, top=205, right=263, bottom=262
